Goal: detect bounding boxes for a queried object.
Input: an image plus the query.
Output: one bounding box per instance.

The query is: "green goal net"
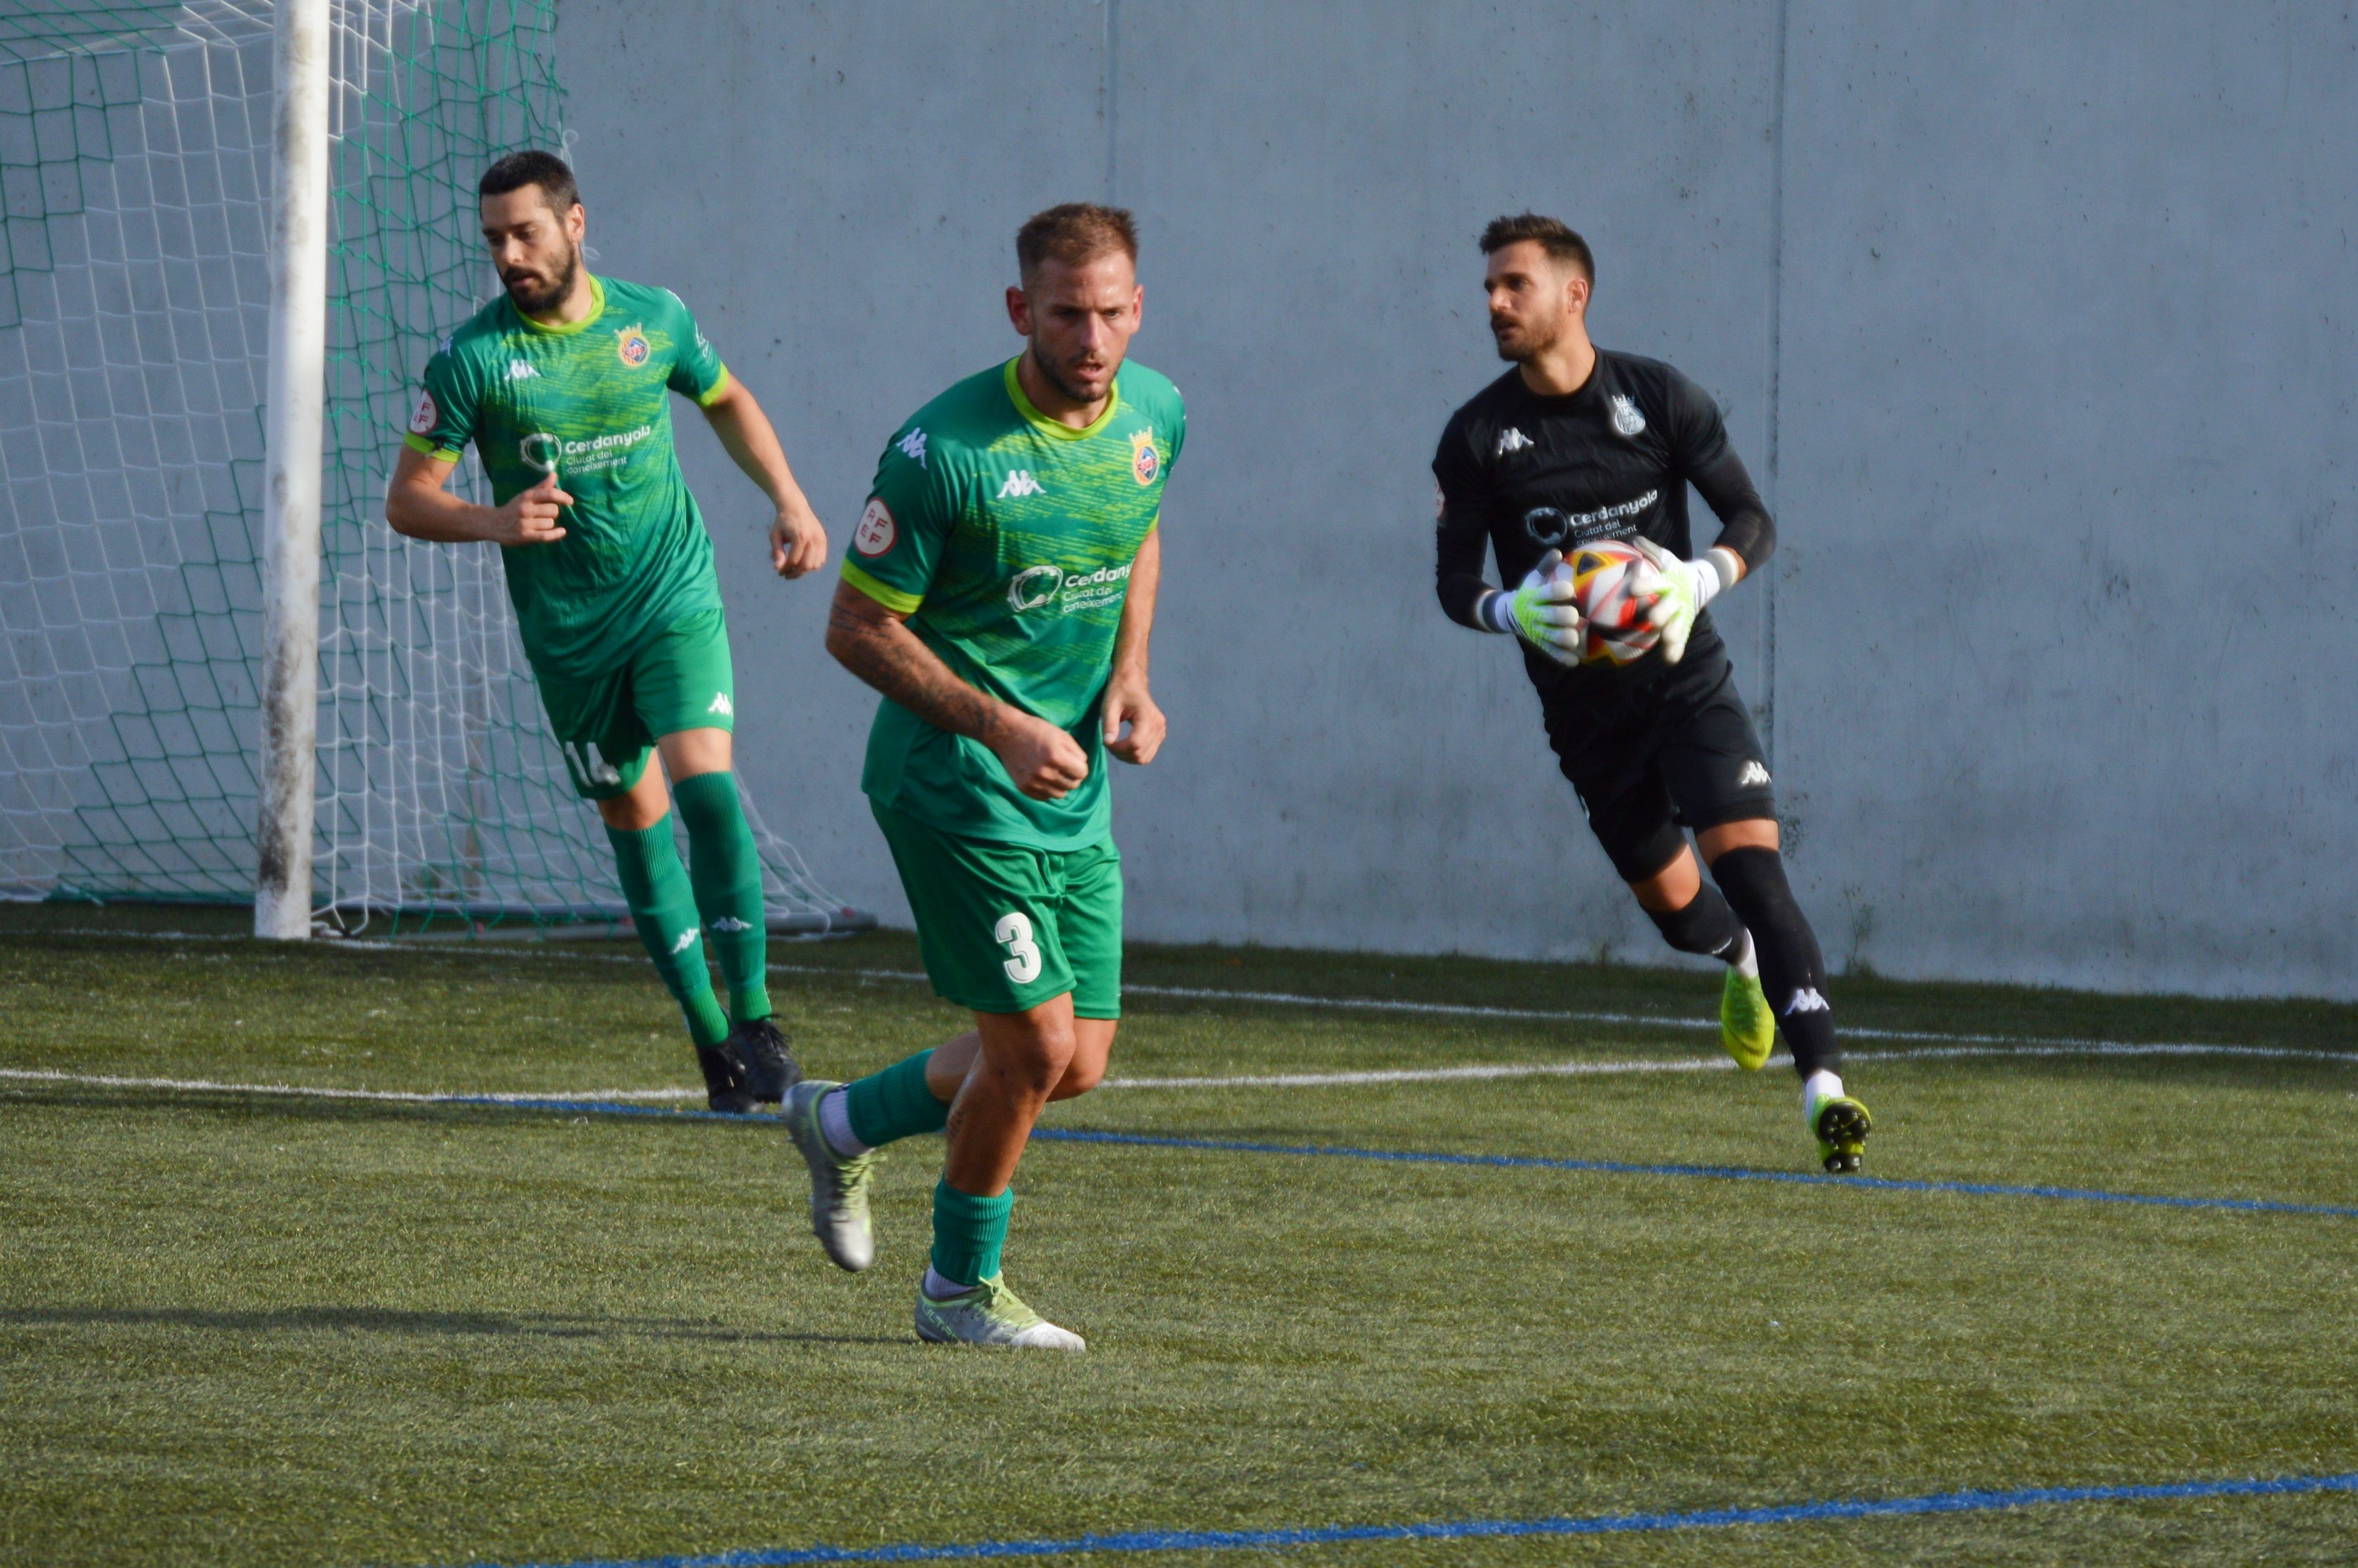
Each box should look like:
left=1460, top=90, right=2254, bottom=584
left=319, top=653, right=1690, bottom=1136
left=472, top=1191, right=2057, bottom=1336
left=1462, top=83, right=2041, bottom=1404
left=0, top=1, right=859, bottom=935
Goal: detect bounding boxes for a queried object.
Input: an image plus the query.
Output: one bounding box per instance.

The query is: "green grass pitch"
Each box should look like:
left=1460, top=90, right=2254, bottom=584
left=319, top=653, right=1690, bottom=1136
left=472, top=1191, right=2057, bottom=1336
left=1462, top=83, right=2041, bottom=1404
left=2, top=905, right=2354, bottom=1566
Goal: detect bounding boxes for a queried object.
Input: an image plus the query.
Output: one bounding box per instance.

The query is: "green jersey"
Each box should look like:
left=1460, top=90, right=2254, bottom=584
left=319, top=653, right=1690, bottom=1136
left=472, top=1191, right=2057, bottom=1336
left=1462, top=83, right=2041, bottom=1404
left=844, top=357, right=1184, bottom=849
left=403, top=274, right=731, bottom=676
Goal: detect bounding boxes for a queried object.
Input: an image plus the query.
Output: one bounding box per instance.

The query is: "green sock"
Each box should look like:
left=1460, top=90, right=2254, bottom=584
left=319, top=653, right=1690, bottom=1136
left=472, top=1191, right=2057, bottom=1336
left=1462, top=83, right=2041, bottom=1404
left=845, top=1049, right=949, bottom=1148
left=671, top=771, right=770, bottom=1026
left=605, top=817, right=731, bottom=1050
left=930, top=1179, right=1013, bottom=1289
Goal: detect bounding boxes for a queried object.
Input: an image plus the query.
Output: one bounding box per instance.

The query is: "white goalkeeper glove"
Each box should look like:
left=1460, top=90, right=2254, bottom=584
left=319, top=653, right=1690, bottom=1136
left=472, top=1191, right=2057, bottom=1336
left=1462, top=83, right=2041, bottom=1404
left=1481, top=549, right=1585, bottom=666
left=1630, top=539, right=1740, bottom=665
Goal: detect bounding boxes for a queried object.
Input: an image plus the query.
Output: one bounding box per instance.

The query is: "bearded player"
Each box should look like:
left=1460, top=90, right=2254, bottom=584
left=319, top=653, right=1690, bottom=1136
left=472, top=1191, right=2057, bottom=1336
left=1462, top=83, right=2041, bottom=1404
left=781, top=204, right=1178, bottom=1349
left=387, top=151, right=829, bottom=1112
left=1433, top=214, right=1872, bottom=1173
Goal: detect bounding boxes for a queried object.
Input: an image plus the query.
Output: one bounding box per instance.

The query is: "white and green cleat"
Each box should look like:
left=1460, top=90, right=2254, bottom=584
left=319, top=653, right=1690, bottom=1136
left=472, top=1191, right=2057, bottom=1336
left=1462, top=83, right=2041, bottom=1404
left=1719, top=965, right=1776, bottom=1072
left=1811, top=1093, right=1873, bottom=1175
left=914, top=1276, right=1086, bottom=1351
left=781, top=1080, right=876, bottom=1272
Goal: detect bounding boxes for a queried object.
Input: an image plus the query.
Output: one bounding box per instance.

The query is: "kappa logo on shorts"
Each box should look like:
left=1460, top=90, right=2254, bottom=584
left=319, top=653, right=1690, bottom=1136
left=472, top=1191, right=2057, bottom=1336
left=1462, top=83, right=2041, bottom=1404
left=706, top=693, right=733, bottom=717
left=708, top=916, right=753, bottom=933
left=1738, top=761, right=1771, bottom=787
left=1786, top=988, right=1829, bottom=1015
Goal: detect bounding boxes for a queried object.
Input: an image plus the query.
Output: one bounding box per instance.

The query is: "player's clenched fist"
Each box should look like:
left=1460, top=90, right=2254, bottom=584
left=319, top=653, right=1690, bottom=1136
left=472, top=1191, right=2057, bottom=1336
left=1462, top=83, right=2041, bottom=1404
left=493, top=472, right=570, bottom=545
left=990, top=711, right=1091, bottom=801
left=770, top=504, right=829, bottom=579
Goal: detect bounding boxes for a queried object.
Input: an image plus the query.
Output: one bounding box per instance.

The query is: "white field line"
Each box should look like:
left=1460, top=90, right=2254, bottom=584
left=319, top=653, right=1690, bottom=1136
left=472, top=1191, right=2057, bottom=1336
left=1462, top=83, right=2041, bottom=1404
left=5, top=1039, right=2351, bottom=1108
left=0, top=1067, right=701, bottom=1103
left=1102, top=1041, right=2358, bottom=1090
left=24, top=928, right=2358, bottom=1066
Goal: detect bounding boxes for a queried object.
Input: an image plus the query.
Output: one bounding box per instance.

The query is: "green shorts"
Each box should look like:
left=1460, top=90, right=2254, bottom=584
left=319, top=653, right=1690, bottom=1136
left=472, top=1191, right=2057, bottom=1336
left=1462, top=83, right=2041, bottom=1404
left=872, top=801, right=1122, bottom=1019
left=536, top=608, right=734, bottom=800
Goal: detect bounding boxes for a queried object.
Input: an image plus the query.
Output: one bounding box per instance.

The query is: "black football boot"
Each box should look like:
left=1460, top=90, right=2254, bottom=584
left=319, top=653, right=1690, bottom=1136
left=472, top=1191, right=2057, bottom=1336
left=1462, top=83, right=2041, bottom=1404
left=726, top=1016, right=801, bottom=1105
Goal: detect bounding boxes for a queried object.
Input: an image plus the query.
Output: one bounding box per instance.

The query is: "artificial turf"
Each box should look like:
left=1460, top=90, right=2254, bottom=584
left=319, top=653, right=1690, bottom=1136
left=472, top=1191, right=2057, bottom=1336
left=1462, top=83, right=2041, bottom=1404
left=1, top=905, right=2352, bottom=1566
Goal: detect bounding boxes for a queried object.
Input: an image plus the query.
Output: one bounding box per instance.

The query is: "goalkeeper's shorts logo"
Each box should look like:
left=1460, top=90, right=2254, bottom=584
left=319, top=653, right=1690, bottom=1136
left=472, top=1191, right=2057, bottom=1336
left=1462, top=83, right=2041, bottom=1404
left=1737, top=761, right=1771, bottom=787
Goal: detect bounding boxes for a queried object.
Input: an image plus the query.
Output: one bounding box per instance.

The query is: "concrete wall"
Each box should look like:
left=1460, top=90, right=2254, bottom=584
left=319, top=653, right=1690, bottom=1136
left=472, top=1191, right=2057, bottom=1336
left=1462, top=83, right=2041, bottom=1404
left=557, top=1, right=2358, bottom=998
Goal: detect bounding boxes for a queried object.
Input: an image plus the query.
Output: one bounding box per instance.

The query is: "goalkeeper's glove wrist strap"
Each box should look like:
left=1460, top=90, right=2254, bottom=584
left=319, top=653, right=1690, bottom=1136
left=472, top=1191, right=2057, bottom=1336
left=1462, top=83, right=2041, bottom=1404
left=1479, top=589, right=1517, bottom=635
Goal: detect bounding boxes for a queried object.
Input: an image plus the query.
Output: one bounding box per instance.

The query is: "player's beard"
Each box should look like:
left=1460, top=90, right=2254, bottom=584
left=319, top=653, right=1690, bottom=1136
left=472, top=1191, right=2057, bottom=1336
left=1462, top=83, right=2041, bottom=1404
left=1491, top=306, right=1562, bottom=365
left=1034, top=345, right=1115, bottom=408
left=501, top=242, right=580, bottom=315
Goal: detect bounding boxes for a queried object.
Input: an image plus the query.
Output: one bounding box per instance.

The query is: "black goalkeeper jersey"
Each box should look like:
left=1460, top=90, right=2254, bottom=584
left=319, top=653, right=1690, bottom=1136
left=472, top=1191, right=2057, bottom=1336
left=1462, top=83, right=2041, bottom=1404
left=1432, top=349, right=1774, bottom=706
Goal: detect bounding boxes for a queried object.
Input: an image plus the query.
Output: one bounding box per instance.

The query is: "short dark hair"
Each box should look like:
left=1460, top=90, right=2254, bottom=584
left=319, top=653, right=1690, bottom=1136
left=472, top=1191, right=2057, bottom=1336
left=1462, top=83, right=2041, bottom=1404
left=1016, top=203, right=1138, bottom=283
left=1480, top=213, right=1594, bottom=283
left=479, top=150, right=580, bottom=216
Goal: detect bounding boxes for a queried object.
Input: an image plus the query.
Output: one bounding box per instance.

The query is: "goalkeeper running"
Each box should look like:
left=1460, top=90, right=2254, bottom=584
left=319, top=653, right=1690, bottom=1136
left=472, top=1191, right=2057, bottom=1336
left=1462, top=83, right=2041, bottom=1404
left=1434, top=214, right=1871, bottom=1174
left=385, top=150, right=827, bottom=1111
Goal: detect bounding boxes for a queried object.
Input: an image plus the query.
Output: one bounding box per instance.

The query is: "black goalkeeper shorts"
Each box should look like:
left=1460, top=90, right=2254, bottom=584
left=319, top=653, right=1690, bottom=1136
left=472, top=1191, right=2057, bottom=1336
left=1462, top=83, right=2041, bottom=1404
left=1538, top=653, right=1778, bottom=883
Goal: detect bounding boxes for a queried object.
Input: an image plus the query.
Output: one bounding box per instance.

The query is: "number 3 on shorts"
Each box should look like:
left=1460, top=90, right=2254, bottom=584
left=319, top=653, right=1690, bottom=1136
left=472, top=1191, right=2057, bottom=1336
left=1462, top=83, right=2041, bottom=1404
left=994, top=911, right=1042, bottom=984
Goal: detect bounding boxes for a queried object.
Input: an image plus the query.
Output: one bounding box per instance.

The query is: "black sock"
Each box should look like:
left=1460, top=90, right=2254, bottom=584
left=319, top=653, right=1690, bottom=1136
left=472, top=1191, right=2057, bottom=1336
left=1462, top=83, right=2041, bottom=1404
left=1644, top=883, right=1744, bottom=960
left=1708, top=847, right=1837, bottom=1077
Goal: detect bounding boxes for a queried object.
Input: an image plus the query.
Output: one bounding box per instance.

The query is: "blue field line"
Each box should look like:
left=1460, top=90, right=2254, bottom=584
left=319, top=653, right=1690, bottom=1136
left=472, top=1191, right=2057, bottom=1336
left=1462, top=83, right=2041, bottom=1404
left=409, top=1095, right=2358, bottom=1218
left=1031, top=1127, right=2358, bottom=1217
left=469, top=1471, right=2358, bottom=1566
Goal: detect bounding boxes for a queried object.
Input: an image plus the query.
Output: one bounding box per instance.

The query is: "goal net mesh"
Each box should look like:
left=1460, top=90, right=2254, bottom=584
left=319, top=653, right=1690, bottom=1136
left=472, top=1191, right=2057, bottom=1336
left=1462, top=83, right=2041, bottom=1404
left=0, top=1, right=855, bottom=933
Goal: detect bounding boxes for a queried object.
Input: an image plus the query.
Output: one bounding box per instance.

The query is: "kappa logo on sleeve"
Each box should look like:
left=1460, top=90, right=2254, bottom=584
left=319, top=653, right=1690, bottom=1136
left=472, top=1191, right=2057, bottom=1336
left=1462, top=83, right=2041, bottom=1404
left=853, top=497, right=897, bottom=557
left=407, top=389, right=438, bottom=435
left=895, top=427, right=928, bottom=467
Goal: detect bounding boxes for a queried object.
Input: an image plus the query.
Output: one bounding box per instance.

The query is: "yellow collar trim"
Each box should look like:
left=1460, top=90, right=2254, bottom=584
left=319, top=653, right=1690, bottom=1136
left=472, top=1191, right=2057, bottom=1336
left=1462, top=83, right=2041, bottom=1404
left=518, top=272, right=607, bottom=335
left=1004, top=355, right=1122, bottom=440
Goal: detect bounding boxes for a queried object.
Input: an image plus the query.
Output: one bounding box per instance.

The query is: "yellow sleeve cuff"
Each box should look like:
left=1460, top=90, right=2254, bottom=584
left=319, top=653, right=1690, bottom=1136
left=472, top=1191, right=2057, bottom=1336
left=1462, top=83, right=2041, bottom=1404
left=693, top=365, right=733, bottom=407
left=402, top=431, right=462, bottom=462
left=841, top=560, right=923, bottom=616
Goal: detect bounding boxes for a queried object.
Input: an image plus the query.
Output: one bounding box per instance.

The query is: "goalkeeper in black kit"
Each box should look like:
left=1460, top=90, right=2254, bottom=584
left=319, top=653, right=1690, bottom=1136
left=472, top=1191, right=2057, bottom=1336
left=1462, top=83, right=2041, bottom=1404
left=1431, top=213, right=1871, bottom=1173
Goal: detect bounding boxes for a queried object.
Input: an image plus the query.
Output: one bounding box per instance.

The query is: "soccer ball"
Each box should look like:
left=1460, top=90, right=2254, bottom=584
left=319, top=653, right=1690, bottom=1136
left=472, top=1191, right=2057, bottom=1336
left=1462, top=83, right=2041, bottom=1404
left=1561, top=541, right=1661, bottom=665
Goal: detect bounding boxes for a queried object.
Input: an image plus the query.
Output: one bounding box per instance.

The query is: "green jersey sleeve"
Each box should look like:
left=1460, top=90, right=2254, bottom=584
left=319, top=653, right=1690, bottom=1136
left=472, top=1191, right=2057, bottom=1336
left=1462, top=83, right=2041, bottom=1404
left=842, top=423, right=961, bottom=615
left=401, top=338, right=479, bottom=462
left=660, top=289, right=731, bottom=406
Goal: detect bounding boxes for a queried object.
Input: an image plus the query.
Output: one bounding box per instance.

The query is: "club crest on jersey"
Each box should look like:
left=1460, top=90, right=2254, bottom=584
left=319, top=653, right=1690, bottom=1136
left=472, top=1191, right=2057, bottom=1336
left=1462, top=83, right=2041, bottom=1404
left=615, top=323, right=651, bottom=368
left=853, top=497, right=897, bottom=557
left=1608, top=395, right=1647, bottom=438
left=407, top=388, right=438, bottom=435
left=1130, top=428, right=1161, bottom=485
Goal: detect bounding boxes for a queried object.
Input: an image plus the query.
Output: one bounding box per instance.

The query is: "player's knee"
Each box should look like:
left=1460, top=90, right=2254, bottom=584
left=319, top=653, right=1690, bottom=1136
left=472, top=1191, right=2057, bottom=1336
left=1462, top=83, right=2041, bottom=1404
left=1050, top=1058, right=1104, bottom=1100
left=998, top=1019, right=1076, bottom=1099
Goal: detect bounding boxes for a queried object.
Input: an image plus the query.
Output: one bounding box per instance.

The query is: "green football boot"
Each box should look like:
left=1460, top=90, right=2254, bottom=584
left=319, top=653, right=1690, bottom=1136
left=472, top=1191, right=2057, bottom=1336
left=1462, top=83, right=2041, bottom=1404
left=914, top=1275, right=1086, bottom=1351
left=1720, top=963, right=1776, bottom=1071
left=1811, top=1093, right=1873, bottom=1175
left=781, top=1080, right=876, bottom=1272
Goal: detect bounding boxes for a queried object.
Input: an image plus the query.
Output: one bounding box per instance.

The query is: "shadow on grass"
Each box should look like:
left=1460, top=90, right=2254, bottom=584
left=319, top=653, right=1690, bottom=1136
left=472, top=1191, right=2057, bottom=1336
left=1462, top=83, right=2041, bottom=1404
left=0, top=1304, right=901, bottom=1346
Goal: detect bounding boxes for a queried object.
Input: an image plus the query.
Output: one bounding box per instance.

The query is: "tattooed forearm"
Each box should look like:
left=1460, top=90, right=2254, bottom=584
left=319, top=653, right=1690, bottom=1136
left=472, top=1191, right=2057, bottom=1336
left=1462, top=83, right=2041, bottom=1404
left=824, top=583, right=1005, bottom=744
